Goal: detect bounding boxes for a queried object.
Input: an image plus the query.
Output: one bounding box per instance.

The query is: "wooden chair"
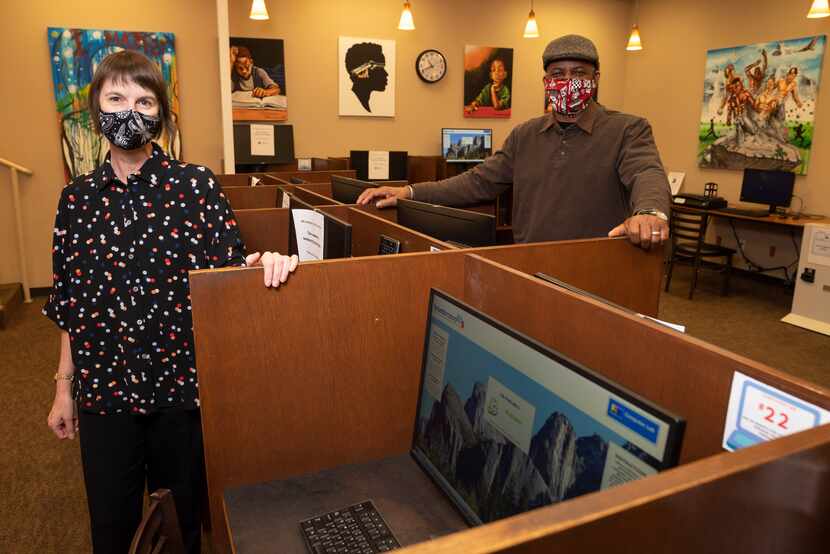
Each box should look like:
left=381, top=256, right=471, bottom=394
left=665, top=207, right=735, bottom=299
left=129, top=489, right=187, bottom=554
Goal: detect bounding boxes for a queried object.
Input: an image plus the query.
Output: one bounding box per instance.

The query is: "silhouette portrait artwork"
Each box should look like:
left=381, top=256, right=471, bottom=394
left=339, top=36, right=395, bottom=117
left=345, top=42, right=388, bottom=112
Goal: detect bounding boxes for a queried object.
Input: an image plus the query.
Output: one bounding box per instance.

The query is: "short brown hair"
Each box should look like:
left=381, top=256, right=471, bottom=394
left=88, top=50, right=173, bottom=136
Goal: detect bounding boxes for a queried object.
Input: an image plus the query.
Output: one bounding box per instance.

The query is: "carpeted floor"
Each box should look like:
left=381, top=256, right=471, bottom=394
left=1, top=271, right=827, bottom=553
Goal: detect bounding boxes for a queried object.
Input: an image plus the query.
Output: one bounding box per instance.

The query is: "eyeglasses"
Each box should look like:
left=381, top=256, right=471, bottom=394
left=350, top=60, right=386, bottom=77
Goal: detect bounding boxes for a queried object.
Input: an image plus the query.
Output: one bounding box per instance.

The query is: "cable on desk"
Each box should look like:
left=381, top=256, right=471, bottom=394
left=728, top=219, right=798, bottom=284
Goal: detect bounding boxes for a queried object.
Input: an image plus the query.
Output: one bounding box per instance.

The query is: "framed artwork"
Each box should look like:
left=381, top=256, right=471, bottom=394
left=698, top=35, right=826, bottom=175
left=47, top=27, right=181, bottom=180
left=230, top=37, right=287, bottom=122
left=338, top=36, right=395, bottom=117
left=464, top=45, right=513, bottom=119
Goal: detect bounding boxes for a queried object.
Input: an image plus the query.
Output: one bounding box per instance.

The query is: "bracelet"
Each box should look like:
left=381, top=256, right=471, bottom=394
left=406, top=185, right=415, bottom=200
left=53, top=372, right=74, bottom=382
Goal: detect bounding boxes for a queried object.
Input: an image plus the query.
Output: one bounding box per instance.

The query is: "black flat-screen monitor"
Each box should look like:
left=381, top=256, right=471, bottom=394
left=288, top=194, right=317, bottom=258
left=442, top=128, right=493, bottom=162
left=331, top=175, right=377, bottom=204
left=740, top=169, right=795, bottom=213
left=319, top=211, right=352, bottom=260
left=411, top=289, right=685, bottom=526
left=349, top=151, right=408, bottom=181
left=233, top=123, right=294, bottom=166
left=397, top=199, right=496, bottom=247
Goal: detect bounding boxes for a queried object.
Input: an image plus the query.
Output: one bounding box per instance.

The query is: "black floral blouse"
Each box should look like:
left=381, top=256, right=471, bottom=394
left=43, top=143, right=245, bottom=415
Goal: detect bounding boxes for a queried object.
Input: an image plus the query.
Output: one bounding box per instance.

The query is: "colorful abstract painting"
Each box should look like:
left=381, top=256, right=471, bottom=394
left=47, top=28, right=182, bottom=180
left=698, top=35, right=826, bottom=175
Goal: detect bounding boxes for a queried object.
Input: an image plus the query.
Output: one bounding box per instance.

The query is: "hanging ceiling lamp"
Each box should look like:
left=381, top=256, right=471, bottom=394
left=626, top=1, right=643, bottom=51
left=626, top=25, right=643, bottom=51
left=398, top=1, right=415, bottom=31
left=523, top=1, right=540, bottom=38
left=807, top=0, right=830, bottom=18
left=249, top=0, right=269, bottom=20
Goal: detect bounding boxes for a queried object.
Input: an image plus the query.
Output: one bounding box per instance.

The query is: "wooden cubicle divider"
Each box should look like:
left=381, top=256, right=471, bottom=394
left=233, top=205, right=453, bottom=261
left=223, top=184, right=337, bottom=211
left=471, top=238, right=664, bottom=317
left=222, top=185, right=280, bottom=210
left=316, top=206, right=453, bottom=255
left=270, top=169, right=356, bottom=183
left=234, top=208, right=290, bottom=256
left=215, top=173, right=263, bottom=187
left=189, top=239, right=748, bottom=553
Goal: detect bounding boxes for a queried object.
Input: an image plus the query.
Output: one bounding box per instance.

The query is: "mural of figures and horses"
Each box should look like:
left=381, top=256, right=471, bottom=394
left=698, top=35, right=826, bottom=175
left=47, top=28, right=182, bottom=180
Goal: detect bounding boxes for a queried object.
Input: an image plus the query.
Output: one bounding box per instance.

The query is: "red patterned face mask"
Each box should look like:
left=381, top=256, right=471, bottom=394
left=544, top=78, right=595, bottom=115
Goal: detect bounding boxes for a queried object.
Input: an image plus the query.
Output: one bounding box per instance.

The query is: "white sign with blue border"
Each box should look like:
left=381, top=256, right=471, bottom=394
left=723, top=371, right=830, bottom=451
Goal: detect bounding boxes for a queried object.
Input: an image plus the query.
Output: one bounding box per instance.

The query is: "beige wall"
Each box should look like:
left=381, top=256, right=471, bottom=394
left=227, top=0, right=632, bottom=157
left=0, top=0, right=222, bottom=287
left=6, top=0, right=828, bottom=288
left=623, top=0, right=830, bottom=275
left=624, top=0, right=830, bottom=215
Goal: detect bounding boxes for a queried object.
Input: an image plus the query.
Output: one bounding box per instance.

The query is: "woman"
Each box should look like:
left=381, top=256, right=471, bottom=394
left=45, top=50, right=296, bottom=553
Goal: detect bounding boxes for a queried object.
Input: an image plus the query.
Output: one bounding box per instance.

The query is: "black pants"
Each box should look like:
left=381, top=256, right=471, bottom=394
left=78, top=409, right=205, bottom=554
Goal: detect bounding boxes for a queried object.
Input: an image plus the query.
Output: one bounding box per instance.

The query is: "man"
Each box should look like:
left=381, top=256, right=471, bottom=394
left=358, top=35, right=670, bottom=249
left=744, top=50, right=768, bottom=94
left=231, top=45, right=281, bottom=98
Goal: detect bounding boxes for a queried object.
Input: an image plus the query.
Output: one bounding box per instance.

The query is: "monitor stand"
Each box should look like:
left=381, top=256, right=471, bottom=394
left=223, top=454, right=469, bottom=553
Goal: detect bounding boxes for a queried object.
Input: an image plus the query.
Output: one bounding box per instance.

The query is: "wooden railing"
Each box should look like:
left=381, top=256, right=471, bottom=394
left=1, top=158, right=33, bottom=303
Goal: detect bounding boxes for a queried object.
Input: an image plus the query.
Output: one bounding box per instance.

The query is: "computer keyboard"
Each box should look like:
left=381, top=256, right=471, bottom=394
left=300, top=500, right=401, bottom=554
left=718, top=207, right=771, bottom=218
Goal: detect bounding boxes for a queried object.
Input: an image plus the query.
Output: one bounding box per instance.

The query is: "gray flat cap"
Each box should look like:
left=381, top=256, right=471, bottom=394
left=542, top=34, right=599, bottom=69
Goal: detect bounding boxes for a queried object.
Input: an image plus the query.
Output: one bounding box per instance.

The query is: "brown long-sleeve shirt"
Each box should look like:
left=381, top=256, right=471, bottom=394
left=412, top=102, right=670, bottom=243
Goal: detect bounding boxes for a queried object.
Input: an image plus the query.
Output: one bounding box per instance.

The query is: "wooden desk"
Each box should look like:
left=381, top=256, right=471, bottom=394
left=676, top=205, right=829, bottom=228
left=223, top=455, right=467, bottom=553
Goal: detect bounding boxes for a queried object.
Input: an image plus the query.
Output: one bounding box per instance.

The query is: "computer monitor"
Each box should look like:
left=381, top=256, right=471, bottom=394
left=396, top=199, right=496, bottom=247
left=412, top=289, right=685, bottom=526
left=740, top=169, right=795, bottom=213
left=319, top=210, right=352, bottom=260
left=233, top=123, right=295, bottom=166
left=442, top=128, right=493, bottom=163
left=331, top=175, right=378, bottom=204
left=288, top=194, right=317, bottom=258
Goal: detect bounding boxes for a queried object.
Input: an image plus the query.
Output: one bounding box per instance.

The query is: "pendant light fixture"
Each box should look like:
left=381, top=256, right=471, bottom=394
left=398, top=1, right=415, bottom=31
left=626, top=25, right=643, bottom=51
left=626, top=1, right=643, bottom=51
left=249, top=0, right=269, bottom=20
left=807, top=0, right=830, bottom=18
left=523, top=1, right=540, bottom=38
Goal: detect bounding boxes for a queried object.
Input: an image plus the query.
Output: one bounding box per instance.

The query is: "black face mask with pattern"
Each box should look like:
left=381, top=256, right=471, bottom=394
left=98, top=109, right=161, bottom=150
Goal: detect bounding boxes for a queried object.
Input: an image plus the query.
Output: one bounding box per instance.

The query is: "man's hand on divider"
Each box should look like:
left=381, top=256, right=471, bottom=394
left=246, top=251, right=299, bottom=287
left=608, top=214, right=669, bottom=251
left=356, top=186, right=410, bottom=209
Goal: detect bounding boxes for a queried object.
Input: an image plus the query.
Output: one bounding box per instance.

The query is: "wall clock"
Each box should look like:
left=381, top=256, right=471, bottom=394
left=416, top=49, right=447, bottom=83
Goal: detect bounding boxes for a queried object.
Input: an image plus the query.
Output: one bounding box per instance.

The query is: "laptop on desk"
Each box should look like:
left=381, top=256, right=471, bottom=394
left=299, top=289, right=685, bottom=552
